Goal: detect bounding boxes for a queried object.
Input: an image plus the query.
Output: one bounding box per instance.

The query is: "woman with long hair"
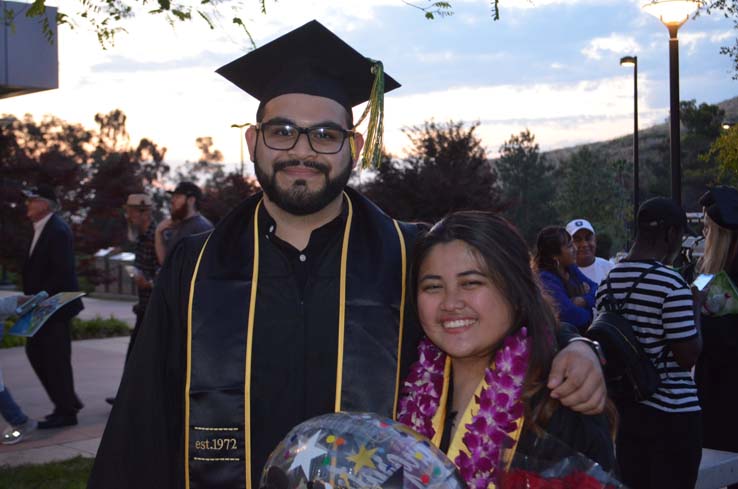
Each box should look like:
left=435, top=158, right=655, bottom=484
left=534, top=226, right=598, bottom=333
left=695, top=186, right=738, bottom=467
left=397, top=211, right=614, bottom=488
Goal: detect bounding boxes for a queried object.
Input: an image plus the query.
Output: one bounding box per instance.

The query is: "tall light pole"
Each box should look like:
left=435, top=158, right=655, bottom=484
left=643, top=0, right=702, bottom=207
left=620, top=55, right=639, bottom=225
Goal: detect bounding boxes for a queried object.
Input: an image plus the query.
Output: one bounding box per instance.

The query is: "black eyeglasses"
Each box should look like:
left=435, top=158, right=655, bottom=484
left=256, top=122, right=354, bottom=154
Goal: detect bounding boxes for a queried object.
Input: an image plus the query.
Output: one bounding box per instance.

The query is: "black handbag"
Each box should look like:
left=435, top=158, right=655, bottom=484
left=586, top=264, right=664, bottom=402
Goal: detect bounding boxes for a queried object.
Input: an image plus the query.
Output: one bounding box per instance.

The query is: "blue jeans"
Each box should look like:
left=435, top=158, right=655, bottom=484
left=0, top=384, right=28, bottom=427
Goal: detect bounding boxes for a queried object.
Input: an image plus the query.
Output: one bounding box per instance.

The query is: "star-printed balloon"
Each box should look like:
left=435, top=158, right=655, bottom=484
left=259, top=412, right=465, bottom=489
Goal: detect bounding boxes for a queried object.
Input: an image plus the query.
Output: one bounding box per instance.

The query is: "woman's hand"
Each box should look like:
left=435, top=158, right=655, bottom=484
left=572, top=296, right=588, bottom=308
left=691, top=285, right=708, bottom=313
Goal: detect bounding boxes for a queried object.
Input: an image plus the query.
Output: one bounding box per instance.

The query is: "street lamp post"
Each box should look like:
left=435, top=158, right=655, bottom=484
left=620, top=55, right=639, bottom=224
left=643, top=0, right=702, bottom=207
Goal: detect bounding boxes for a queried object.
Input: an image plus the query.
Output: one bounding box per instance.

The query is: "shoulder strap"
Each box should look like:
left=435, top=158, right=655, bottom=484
left=604, top=263, right=660, bottom=313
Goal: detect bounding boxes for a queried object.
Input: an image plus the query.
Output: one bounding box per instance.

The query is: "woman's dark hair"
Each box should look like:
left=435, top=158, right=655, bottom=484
left=534, top=226, right=570, bottom=273
left=534, top=226, right=584, bottom=298
left=411, top=211, right=562, bottom=432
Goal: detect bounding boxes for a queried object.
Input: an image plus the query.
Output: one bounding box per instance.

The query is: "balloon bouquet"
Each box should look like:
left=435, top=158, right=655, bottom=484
left=259, top=412, right=466, bottom=489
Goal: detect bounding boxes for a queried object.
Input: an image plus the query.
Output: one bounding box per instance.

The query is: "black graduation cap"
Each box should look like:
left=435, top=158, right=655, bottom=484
left=216, top=20, right=400, bottom=168
left=699, top=186, right=738, bottom=230
left=217, top=20, right=400, bottom=110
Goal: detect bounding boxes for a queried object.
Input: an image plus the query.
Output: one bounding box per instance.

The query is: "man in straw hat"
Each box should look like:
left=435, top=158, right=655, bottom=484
left=122, top=193, right=158, bottom=360
left=90, top=21, right=605, bottom=489
left=105, top=194, right=159, bottom=407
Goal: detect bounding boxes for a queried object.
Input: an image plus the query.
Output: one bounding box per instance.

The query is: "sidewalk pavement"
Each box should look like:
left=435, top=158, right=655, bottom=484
left=0, top=291, right=134, bottom=468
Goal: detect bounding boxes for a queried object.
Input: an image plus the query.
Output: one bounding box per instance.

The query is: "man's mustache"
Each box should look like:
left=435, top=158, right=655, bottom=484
left=273, top=160, right=329, bottom=175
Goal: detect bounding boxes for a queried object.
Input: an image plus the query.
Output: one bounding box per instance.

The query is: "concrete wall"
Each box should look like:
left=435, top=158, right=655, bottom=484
left=0, top=0, right=58, bottom=99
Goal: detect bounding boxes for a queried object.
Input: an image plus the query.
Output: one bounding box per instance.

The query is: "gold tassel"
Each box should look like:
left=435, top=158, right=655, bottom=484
left=353, top=59, right=385, bottom=169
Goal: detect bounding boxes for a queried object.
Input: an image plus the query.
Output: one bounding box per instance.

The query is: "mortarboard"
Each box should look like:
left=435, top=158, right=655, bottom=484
left=216, top=20, right=400, bottom=168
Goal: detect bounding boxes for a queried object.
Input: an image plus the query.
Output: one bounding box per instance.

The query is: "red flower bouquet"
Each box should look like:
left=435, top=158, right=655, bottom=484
left=498, top=431, right=625, bottom=489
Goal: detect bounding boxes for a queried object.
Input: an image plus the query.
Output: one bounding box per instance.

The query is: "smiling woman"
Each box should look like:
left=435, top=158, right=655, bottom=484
left=397, top=211, right=616, bottom=488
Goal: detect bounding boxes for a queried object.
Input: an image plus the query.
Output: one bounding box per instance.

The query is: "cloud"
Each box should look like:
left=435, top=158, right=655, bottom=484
left=503, top=0, right=618, bottom=9
left=582, top=34, right=641, bottom=60
left=680, top=32, right=708, bottom=54
left=711, top=31, right=734, bottom=43
left=381, top=75, right=664, bottom=157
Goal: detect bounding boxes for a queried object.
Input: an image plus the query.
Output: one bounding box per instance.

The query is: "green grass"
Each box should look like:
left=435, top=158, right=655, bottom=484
left=0, top=456, right=94, bottom=489
left=1, top=316, right=130, bottom=349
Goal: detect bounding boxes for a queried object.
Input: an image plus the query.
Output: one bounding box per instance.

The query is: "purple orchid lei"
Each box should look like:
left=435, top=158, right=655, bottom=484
left=397, top=328, right=530, bottom=489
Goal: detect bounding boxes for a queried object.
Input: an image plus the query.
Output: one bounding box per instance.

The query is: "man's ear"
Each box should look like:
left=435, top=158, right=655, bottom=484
left=246, top=126, right=258, bottom=163
left=350, top=132, right=365, bottom=169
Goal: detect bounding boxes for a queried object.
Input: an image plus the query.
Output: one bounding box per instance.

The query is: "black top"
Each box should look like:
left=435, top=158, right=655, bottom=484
left=88, top=189, right=422, bottom=489
left=22, top=213, right=83, bottom=320
left=249, top=204, right=347, bottom=482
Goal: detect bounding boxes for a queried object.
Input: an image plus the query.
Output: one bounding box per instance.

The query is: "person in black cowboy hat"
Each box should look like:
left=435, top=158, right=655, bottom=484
left=89, top=20, right=605, bottom=489
left=694, top=186, right=738, bottom=482
left=154, top=181, right=213, bottom=265
left=21, top=184, right=84, bottom=429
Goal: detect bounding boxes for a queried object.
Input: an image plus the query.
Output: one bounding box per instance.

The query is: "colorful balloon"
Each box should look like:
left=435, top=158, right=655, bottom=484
left=259, top=412, right=465, bottom=489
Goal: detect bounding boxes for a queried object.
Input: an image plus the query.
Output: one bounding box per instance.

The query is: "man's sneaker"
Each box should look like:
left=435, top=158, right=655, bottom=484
left=1, top=419, right=37, bottom=445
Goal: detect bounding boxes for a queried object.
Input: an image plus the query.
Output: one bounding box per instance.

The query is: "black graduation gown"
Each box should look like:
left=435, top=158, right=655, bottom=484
left=87, top=189, right=422, bottom=489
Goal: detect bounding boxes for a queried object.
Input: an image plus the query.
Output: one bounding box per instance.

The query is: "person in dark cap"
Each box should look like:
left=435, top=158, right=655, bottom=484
left=596, top=196, right=702, bottom=489
left=694, top=186, right=738, bottom=475
left=21, top=184, right=84, bottom=429
left=88, top=20, right=605, bottom=489
left=154, top=181, right=213, bottom=265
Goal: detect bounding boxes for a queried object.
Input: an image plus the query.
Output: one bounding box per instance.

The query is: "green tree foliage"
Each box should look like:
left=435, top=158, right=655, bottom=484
left=496, top=129, right=557, bottom=244
left=0, top=109, right=257, bottom=285
left=18, top=0, right=265, bottom=48
left=0, top=110, right=166, bottom=285
left=702, top=1, right=738, bottom=78
left=554, top=147, right=630, bottom=250
left=177, top=135, right=260, bottom=224
left=704, top=125, right=738, bottom=185
left=0, top=114, right=93, bottom=277
left=680, top=100, right=725, bottom=208
left=200, top=172, right=261, bottom=225
left=21, top=0, right=501, bottom=48
left=360, top=120, right=504, bottom=224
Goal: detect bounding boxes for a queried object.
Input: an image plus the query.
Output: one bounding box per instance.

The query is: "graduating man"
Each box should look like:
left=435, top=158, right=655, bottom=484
left=89, top=21, right=605, bottom=489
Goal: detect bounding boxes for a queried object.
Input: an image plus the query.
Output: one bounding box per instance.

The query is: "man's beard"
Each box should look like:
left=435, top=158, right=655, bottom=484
left=254, top=156, right=352, bottom=216
left=171, top=202, right=188, bottom=221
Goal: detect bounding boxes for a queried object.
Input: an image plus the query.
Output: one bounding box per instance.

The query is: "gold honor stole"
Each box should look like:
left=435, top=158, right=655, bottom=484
left=184, top=192, right=409, bottom=489
left=429, top=357, right=524, bottom=489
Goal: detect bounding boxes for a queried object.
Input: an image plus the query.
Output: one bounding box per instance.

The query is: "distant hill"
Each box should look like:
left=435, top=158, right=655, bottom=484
left=542, top=95, right=738, bottom=166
